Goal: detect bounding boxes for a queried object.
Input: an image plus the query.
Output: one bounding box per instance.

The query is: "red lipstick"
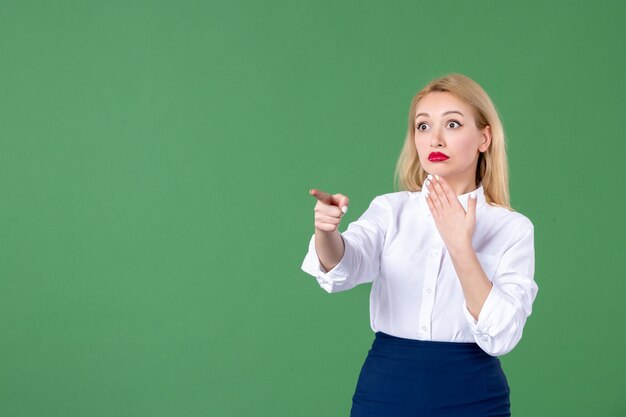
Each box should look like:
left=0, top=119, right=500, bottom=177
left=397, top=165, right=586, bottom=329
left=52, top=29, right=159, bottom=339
left=428, top=152, right=449, bottom=162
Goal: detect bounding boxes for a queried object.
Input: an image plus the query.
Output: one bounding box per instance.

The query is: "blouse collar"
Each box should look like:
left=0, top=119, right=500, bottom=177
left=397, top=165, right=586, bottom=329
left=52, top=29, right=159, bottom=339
left=416, top=184, right=487, bottom=217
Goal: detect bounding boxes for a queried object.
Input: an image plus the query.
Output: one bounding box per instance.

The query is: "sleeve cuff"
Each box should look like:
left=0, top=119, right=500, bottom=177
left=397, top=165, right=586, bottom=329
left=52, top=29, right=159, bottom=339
left=300, top=233, right=354, bottom=292
left=463, top=284, right=512, bottom=342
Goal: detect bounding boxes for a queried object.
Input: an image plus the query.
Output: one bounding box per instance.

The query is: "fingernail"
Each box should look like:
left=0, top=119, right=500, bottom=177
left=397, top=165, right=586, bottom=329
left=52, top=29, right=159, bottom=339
left=470, top=192, right=476, bottom=199
left=341, top=205, right=348, bottom=214
left=427, top=174, right=433, bottom=180
left=425, top=179, right=431, bottom=187
left=435, top=175, right=440, bottom=181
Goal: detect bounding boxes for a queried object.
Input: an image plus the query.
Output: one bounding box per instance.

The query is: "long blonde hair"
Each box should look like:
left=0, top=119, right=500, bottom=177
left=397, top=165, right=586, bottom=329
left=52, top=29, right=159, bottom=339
left=394, top=73, right=511, bottom=208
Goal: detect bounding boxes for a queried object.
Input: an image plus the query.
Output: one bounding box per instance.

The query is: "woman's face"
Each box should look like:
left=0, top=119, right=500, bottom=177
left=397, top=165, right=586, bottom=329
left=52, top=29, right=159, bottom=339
left=414, top=92, right=491, bottom=191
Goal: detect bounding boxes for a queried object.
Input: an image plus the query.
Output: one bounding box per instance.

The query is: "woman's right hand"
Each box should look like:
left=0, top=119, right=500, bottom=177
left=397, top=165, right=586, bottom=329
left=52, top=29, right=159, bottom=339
left=309, top=189, right=350, bottom=232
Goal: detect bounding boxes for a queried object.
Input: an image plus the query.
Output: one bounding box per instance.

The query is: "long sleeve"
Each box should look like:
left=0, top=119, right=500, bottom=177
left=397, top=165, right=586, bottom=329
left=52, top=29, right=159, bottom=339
left=301, top=195, right=391, bottom=293
left=463, top=220, right=539, bottom=356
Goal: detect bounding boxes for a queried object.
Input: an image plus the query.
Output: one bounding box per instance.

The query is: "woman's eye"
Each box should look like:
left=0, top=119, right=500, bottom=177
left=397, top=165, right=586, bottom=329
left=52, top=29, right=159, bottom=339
left=416, top=123, right=429, bottom=131
left=447, top=120, right=462, bottom=128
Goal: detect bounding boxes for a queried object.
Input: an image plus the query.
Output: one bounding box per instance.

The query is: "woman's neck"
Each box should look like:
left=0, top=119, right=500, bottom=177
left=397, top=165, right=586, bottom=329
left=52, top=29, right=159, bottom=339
left=441, top=176, right=477, bottom=196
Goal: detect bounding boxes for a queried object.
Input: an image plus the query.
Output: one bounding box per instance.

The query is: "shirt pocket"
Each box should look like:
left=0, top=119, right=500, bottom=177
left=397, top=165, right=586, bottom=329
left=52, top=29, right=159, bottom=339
left=476, top=252, right=500, bottom=281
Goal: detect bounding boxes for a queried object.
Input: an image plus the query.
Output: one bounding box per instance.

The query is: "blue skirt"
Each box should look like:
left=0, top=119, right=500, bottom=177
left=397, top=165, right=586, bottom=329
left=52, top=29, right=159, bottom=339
left=350, top=332, right=510, bottom=417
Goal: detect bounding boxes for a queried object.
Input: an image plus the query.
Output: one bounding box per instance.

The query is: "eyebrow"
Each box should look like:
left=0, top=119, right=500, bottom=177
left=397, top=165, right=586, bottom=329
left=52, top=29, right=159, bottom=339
left=415, top=110, right=464, bottom=120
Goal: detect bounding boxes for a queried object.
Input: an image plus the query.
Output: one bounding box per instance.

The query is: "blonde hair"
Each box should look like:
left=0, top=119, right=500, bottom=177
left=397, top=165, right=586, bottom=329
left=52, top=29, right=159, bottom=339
left=394, top=73, right=511, bottom=208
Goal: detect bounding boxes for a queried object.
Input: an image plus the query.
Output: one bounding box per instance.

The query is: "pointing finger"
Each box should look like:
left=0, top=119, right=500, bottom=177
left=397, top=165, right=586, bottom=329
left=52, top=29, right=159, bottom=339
left=310, top=189, right=333, bottom=205
left=310, top=189, right=349, bottom=214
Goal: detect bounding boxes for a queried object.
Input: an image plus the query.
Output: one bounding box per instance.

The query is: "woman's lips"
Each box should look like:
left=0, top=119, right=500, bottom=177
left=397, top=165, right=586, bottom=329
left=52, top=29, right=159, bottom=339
left=428, top=152, right=449, bottom=162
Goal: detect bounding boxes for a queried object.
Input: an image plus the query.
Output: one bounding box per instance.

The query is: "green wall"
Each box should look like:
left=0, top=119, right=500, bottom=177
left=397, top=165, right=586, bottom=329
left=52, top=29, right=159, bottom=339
left=1, top=1, right=625, bottom=416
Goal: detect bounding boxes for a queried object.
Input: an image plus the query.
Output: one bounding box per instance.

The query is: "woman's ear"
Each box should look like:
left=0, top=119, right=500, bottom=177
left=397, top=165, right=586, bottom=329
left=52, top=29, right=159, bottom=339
left=479, top=125, right=492, bottom=152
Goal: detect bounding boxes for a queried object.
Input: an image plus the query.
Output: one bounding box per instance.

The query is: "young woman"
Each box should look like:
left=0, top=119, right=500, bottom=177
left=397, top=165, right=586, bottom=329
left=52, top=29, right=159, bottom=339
left=301, top=73, right=538, bottom=417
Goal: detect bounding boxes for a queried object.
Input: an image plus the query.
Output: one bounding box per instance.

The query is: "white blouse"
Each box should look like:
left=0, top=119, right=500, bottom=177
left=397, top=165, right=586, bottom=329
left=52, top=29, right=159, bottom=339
left=301, top=186, right=538, bottom=357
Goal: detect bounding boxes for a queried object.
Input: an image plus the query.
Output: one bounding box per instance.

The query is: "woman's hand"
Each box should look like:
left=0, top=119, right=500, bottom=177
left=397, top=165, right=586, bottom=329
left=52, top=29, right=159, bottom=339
left=310, top=189, right=350, bottom=232
left=424, top=175, right=476, bottom=253
left=309, top=189, right=350, bottom=271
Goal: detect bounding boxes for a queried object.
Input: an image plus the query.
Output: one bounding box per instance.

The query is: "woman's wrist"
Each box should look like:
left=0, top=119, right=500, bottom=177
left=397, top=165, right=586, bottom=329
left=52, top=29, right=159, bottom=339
left=446, top=239, right=474, bottom=258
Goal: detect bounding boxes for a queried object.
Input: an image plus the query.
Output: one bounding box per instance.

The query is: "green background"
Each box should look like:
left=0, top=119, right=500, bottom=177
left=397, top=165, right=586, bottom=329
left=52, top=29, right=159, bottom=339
left=1, top=1, right=625, bottom=416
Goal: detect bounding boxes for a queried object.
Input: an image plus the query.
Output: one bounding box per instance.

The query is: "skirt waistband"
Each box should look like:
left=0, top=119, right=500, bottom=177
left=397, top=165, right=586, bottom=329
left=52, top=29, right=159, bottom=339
left=369, top=331, right=501, bottom=377
left=372, top=332, right=494, bottom=360
left=374, top=331, right=484, bottom=353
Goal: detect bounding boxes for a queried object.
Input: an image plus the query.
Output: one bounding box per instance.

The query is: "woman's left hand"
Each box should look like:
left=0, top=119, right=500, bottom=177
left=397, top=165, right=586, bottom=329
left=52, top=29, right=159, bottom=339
left=425, top=175, right=477, bottom=253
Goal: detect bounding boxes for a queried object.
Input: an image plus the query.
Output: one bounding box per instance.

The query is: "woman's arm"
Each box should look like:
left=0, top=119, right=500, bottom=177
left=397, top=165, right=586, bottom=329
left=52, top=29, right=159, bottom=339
left=309, top=189, right=349, bottom=271
left=462, top=225, right=537, bottom=355
left=447, top=245, right=493, bottom=320
left=301, top=195, right=391, bottom=293
left=425, top=176, right=537, bottom=356
left=314, top=229, right=345, bottom=272
left=424, top=175, right=492, bottom=317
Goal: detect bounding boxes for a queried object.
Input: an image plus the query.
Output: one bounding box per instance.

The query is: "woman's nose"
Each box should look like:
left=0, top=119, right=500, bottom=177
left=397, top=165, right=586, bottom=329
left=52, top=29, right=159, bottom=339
left=430, top=128, right=445, bottom=147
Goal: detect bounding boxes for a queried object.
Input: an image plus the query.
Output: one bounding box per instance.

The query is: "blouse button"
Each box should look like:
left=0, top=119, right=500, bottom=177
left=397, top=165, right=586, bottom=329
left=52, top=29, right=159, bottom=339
left=421, top=325, right=428, bottom=331
left=426, top=288, right=432, bottom=294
